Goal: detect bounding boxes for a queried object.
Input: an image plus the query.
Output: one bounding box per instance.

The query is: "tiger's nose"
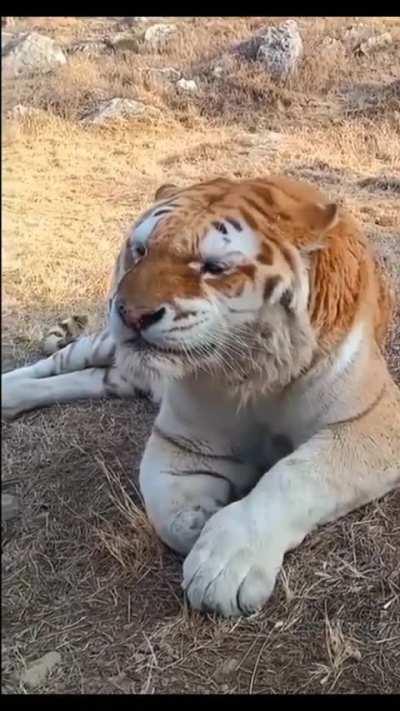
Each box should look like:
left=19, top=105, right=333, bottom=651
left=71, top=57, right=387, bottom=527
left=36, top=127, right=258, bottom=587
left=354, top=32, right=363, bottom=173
left=116, top=300, right=166, bottom=332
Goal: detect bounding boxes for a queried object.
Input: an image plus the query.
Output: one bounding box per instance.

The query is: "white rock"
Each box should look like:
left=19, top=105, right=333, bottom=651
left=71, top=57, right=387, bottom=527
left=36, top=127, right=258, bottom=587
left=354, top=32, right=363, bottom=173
left=2, top=31, right=67, bottom=77
left=81, top=98, right=150, bottom=125
left=144, top=23, right=176, bottom=51
left=176, top=78, right=198, bottom=93
left=150, top=66, right=181, bottom=82
left=21, top=652, right=61, bottom=689
left=9, top=104, right=47, bottom=119
left=256, top=20, right=303, bottom=81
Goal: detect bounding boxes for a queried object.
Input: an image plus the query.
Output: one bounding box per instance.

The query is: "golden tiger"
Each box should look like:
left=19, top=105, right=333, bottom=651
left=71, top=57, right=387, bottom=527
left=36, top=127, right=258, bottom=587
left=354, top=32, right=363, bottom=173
left=3, top=175, right=399, bottom=617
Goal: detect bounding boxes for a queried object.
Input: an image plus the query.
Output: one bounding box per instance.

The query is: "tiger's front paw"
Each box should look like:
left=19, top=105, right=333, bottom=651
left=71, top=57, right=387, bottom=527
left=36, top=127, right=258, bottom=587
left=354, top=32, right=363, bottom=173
left=182, top=501, right=282, bottom=617
left=1, top=371, right=33, bottom=419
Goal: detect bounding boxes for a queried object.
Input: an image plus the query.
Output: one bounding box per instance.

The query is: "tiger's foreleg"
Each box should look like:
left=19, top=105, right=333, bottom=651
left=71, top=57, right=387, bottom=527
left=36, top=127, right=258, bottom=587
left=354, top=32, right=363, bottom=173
left=1, top=330, right=137, bottom=419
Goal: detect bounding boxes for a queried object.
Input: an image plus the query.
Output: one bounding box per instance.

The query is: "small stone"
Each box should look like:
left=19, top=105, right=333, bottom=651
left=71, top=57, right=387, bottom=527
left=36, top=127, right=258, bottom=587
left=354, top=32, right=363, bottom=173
left=107, top=31, right=144, bottom=53
left=176, top=78, right=198, bottom=93
left=9, top=104, right=47, bottom=120
left=2, top=492, right=19, bottom=522
left=21, top=652, right=61, bottom=689
left=144, top=23, right=177, bottom=51
left=150, top=67, right=181, bottom=82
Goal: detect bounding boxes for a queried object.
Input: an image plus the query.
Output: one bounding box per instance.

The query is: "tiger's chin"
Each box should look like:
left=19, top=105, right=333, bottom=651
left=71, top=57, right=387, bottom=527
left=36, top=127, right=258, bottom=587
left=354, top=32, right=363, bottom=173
left=114, top=335, right=211, bottom=381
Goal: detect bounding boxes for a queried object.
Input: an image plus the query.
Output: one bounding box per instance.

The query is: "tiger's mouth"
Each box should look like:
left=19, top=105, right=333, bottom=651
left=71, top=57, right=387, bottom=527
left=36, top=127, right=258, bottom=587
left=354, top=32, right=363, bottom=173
left=124, top=334, right=217, bottom=359
left=125, top=336, right=187, bottom=356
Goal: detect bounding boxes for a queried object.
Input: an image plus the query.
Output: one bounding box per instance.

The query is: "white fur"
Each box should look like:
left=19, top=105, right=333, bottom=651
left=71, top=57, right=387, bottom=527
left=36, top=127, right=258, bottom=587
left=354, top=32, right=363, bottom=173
left=332, top=321, right=364, bottom=377
left=132, top=203, right=175, bottom=246
left=201, top=221, right=261, bottom=261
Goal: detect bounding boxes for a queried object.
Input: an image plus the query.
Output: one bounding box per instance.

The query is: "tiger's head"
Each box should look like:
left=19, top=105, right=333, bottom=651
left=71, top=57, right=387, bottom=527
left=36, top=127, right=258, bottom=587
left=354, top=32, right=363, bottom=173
left=110, top=175, right=389, bottom=393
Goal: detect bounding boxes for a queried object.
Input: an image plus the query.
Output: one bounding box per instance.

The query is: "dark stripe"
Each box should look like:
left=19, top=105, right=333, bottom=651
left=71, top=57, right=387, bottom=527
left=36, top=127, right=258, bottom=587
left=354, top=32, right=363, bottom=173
left=258, top=242, right=274, bottom=265
left=60, top=320, right=73, bottom=337
left=240, top=264, right=256, bottom=279
left=328, top=385, right=386, bottom=427
left=227, top=306, right=256, bottom=314
left=240, top=206, right=258, bottom=230
left=47, top=327, right=65, bottom=338
left=263, top=275, right=282, bottom=301
left=212, top=220, right=228, bottom=234
left=153, top=425, right=241, bottom=464
left=102, top=368, right=111, bottom=386
left=168, top=323, right=197, bottom=333
left=280, top=289, right=293, bottom=312
left=154, top=208, right=172, bottom=217
left=280, top=243, right=296, bottom=272
left=174, top=310, right=197, bottom=321
left=252, top=184, right=274, bottom=206
left=225, top=217, right=242, bottom=231
left=244, top=196, right=272, bottom=222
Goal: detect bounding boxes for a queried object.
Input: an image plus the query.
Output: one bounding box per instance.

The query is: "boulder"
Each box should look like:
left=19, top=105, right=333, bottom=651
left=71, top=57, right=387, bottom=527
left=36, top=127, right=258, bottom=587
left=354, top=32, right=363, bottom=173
left=2, top=31, right=67, bottom=77
left=256, top=20, right=303, bottom=81
left=81, top=98, right=151, bottom=125
left=143, top=23, right=176, bottom=51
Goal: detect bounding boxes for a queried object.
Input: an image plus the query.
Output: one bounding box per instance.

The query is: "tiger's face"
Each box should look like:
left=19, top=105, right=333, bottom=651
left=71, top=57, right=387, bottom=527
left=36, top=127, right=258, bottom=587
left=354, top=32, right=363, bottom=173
left=110, top=176, right=339, bottom=382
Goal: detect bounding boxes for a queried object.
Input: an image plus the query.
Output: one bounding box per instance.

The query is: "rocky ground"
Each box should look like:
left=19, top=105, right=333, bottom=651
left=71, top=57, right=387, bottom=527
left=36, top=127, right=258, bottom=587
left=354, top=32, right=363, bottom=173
left=2, top=16, right=400, bottom=695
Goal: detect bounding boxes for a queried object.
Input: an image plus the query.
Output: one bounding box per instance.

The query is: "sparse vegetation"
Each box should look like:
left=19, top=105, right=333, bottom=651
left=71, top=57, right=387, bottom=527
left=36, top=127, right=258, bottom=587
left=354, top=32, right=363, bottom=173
left=2, top=16, right=400, bottom=694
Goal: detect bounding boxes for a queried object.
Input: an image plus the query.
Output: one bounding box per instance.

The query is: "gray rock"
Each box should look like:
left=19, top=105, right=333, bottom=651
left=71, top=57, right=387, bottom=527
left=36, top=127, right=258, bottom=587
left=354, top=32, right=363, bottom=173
left=256, top=20, right=303, bottom=81
left=144, top=23, right=177, bottom=51
left=68, top=40, right=112, bottom=57
left=81, top=98, right=151, bottom=125
left=1, top=32, right=15, bottom=50
left=1, top=492, right=19, bottom=522
left=150, top=66, right=181, bottom=82
left=2, top=31, right=67, bottom=77
left=107, top=30, right=144, bottom=53
left=21, top=652, right=61, bottom=689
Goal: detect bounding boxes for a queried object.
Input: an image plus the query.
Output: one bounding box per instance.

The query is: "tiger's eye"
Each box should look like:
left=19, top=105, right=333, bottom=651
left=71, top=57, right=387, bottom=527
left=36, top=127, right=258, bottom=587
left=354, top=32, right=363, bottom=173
left=136, top=243, right=146, bottom=257
left=202, top=261, right=225, bottom=275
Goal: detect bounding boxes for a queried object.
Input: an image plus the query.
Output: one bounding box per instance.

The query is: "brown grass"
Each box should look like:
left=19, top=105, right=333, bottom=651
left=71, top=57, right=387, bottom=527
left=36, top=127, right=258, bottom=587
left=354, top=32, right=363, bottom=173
left=2, top=16, right=400, bottom=695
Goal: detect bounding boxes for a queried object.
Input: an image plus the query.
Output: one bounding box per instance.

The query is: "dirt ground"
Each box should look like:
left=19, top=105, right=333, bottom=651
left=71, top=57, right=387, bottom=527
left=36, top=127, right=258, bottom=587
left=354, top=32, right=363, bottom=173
left=2, top=16, right=400, bottom=694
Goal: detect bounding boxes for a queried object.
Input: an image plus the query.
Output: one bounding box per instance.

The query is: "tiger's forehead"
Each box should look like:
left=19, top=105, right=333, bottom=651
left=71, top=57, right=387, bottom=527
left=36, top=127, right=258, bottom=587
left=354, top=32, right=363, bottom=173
left=132, top=202, right=262, bottom=260
left=200, top=219, right=260, bottom=260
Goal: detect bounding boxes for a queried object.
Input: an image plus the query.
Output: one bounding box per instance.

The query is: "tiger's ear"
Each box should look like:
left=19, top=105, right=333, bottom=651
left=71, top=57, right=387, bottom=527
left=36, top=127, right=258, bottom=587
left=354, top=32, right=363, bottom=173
left=154, top=183, right=178, bottom=201
left=298, top=202, right=339, bottom=233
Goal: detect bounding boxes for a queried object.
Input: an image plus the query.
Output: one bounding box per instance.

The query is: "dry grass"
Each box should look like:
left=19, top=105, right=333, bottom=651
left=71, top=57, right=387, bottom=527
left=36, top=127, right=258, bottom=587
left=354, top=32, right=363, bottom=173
left=2, top=16, right=400, bottom=695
